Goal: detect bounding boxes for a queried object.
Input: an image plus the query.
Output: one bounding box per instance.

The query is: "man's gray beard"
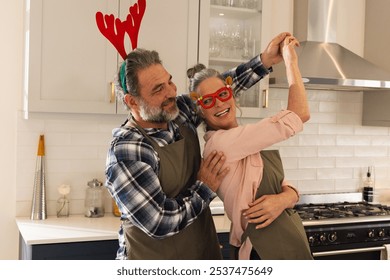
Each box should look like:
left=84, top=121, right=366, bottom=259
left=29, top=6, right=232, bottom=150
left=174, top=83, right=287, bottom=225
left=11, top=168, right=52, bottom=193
left=138, top=98, right=179, bottom=123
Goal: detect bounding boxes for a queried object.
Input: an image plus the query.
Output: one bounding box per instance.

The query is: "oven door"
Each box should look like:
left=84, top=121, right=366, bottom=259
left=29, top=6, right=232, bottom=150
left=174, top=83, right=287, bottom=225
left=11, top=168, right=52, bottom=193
left=304, top=221, right=390, bottom=260
left=312, top=245, right=387, bottom=260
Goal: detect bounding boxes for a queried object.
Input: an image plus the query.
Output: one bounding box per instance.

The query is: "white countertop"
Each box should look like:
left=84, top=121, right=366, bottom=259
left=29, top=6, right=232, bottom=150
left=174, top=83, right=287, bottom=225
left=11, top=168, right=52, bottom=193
left=16, top=194, right=390, bottom=246
left=16, top=214, right=231, bottom=245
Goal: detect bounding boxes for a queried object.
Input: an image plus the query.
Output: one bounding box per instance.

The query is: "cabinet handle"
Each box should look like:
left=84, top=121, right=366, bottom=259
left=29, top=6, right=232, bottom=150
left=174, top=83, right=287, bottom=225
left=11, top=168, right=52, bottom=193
left=262, top=89, right=268, bottom=108
left=110, top=82, right=115, bottom=103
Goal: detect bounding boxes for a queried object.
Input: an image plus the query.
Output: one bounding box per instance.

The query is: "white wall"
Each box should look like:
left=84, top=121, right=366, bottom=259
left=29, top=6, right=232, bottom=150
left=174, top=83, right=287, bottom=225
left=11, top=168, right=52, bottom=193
left=0, top=0, right=22, bottom=260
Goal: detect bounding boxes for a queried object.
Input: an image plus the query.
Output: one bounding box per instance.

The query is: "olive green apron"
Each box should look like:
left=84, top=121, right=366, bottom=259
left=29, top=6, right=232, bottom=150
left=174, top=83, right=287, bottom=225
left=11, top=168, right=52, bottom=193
left=242, top=150, right=313, bottom=260
left=122, top=121, right=222, bottom=260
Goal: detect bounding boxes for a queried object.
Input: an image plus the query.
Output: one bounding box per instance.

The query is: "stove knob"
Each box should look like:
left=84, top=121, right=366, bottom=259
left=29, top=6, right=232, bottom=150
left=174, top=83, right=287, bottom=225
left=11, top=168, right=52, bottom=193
left=320, top=234, right=327, bottom=243
left=368, top=229, right=375, bottom=238
left=328, top=232, right=337, bottom=242
left=308, top=235, right=316, bottom=245
left=378, top=229, right=385, bottom=238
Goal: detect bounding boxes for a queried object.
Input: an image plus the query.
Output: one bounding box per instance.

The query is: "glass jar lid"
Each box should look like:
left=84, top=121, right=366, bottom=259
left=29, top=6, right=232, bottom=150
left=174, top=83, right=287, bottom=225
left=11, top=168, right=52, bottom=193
left=88, top=178, right=103, bottom=188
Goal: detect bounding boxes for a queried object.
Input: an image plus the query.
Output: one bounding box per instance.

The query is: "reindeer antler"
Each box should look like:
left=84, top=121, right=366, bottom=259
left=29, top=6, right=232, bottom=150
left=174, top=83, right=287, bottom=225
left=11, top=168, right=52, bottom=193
left=125, top=0, right=146, bottom=50
left=96, top=0, right=147, bottom=59
left=96, top=12, right=127, bottom=59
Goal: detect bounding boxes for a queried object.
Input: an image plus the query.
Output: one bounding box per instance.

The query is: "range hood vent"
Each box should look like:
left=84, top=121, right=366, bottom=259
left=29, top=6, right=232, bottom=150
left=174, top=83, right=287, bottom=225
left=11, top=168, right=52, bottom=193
left=269, top=0, right=390, bottom=91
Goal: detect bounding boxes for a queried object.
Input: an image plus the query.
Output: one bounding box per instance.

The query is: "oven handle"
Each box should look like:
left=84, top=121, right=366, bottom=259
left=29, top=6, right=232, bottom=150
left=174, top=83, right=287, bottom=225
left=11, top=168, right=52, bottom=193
left=312, top=246, right=386, bottom=257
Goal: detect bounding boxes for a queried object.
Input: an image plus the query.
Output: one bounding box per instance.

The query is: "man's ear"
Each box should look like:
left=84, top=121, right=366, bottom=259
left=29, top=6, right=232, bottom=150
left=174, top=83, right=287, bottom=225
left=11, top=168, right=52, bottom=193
left=124, top=94, right=138, bottom=109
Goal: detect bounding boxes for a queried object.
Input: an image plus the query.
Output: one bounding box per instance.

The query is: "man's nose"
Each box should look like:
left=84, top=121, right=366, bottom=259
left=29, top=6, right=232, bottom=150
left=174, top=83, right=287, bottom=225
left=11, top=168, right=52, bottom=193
left=166, top=83, right=177, bottom=98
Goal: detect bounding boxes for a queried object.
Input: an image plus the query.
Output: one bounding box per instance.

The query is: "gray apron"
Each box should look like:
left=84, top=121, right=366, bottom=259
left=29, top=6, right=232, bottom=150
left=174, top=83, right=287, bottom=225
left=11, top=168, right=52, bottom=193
left=122, top=121, right=222, bottom=260
left=242, top=150, right=313, bottom=260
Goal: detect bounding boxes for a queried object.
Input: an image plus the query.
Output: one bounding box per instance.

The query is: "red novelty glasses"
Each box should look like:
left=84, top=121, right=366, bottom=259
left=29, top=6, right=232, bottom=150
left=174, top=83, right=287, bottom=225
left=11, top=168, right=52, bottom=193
left=197, top=86, right=233, bottom=109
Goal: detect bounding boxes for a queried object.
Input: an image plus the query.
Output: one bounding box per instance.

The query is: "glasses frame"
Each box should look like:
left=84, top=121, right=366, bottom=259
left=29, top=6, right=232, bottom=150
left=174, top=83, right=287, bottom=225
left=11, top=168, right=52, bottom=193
left=197, top=85, right=233, bottom=109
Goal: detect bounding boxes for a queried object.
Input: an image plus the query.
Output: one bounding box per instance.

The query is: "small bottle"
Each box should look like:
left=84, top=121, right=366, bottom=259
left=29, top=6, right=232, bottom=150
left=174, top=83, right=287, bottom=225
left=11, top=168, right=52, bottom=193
left=57, top=196, right=69, bottom=217
left=363, top=166, right=374, bottom=203
left=84, top=179, right=105, bottom=218
left=56, top=184, right=71, bottom=218
left=112, top=198, right=121, bottom=217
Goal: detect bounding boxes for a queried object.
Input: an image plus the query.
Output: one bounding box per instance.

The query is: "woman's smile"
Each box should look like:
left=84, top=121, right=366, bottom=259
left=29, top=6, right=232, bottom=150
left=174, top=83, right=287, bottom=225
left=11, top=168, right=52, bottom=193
left=214, top=107, right=230, bottom=117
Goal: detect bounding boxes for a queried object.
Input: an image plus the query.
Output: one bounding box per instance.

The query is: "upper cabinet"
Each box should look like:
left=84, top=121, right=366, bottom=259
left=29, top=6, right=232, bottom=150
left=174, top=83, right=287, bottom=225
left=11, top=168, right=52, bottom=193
left=198, top=0, right=292, bottom=118
left=362, top=0, right=390, bottom=127
left=23, top=0, right=199, bottom=115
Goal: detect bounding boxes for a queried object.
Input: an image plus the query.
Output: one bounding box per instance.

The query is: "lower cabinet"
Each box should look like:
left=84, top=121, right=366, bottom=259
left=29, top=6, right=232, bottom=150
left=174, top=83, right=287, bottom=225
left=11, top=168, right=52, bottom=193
left=19, top=232, right=231, bottom=260
left=19, top=234, right=118, bottom=260
left=217, top=232, right=233, bottom=260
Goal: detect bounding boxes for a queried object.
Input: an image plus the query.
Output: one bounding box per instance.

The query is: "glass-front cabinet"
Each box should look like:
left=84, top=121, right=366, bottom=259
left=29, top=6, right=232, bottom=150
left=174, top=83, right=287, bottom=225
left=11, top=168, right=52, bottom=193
left=23, top=0, right=291, bottom=117
left=199, top=0, right=293, bottom=118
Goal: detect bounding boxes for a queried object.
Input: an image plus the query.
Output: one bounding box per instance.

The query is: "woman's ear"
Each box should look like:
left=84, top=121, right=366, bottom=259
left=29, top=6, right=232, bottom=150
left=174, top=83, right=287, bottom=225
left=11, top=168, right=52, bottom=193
left=198, top=108, right=206, bottom=119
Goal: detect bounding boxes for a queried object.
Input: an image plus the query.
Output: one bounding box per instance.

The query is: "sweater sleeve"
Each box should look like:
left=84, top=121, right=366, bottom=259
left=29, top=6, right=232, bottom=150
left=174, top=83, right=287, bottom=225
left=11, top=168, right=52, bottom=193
left=204, top=110, right=303, bottom=161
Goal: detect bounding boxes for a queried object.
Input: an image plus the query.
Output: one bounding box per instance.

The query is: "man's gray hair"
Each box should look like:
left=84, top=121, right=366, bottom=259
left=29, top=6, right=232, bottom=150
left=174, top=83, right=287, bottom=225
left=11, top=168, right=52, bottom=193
left=114, top=48, right=162, bottom=110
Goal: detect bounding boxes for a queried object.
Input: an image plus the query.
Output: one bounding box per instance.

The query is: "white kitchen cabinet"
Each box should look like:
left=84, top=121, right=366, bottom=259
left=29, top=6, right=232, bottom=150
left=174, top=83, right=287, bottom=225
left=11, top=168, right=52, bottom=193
left=362, top=1, right=390, bottom=128
left=23, top=0, right=199, bottom=116
left=362, top=91, right=390, bottom=127
left=198, top=0, right=293, bottom=118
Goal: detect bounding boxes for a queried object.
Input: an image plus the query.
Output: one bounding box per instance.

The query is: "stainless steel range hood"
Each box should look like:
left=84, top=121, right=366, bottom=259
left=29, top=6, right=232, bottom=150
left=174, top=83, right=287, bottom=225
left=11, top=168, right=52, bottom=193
left=269, top=0, right=390, bottom=91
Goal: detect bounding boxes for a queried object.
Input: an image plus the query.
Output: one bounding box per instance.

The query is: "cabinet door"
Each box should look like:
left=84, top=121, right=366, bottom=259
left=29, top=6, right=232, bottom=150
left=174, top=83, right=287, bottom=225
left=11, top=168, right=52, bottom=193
left=116, top=0, right=199, bottom=114
left=24, top=0, right=199, bottom=115
left=199, top=0, right=292, bottom=118
left=24, top=0, right=119, bottom=115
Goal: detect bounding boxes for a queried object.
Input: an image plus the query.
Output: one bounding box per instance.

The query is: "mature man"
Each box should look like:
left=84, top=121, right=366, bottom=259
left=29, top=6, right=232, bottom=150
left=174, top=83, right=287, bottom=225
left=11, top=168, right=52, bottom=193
left=105, top=32, right=298, bottom=259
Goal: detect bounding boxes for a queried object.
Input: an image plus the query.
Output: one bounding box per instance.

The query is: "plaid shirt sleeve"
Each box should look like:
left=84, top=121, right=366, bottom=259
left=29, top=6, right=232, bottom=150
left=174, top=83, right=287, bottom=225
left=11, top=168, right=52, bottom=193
left=105, top=131, right=216, bottom=240
left=222, top=54, right=271, bottom=96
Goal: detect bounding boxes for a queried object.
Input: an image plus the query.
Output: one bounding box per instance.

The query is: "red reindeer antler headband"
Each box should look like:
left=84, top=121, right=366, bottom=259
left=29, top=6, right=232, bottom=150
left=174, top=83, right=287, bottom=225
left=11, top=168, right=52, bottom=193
left=96, top=0, right=146, bottom=59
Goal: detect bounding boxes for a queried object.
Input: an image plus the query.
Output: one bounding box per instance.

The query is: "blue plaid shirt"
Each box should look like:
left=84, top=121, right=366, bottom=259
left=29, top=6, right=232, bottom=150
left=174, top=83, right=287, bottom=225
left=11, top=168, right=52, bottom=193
left=105, top=55, right=271, bottom=259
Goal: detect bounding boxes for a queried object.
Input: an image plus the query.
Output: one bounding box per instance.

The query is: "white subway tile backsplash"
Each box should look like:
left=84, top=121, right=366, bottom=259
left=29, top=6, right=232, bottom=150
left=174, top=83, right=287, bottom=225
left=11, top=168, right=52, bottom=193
left=317, top=167, right=354, bottom=180
left=334, top=178, right=361, bottom=191
left=337, top=91, right=363, bottom=103
left=307, top=101, right=320, bottom=113
left=278, top=146, right=318, bottom=158
left=354, top=125, right=389, bottom=135
left=336, top=135, right=371, bottom=146
left=301, top=123, right=319, bottom=135
left=318, top=146, right=354, bottom=157
left=309, top=112, right=338, bottom=124
left=299, top=135, right=336, bottom=146
left=372, top=136, right=390, bottom=146
left=284, top=168, right=317, bottom=181
left=319, top=101, right=338, bottom=113
left=319, top=124, right=355, bottom=135
left=298, top=179, right=336, bottom=194
left=307, top=90, right=338, bottom=102
left=276, top=136, right=299, bottom=146
left=47, top=146, right=99, bottom=160
left=279, top=157, right=298, bottom=169
left=15, top=87, right=390, bottom=216
left=336, top=157, right=375, bottom=168
left=354, top=146, right=389, bottom=157
left=298, top=157, right=335, bottom=169
left=336, top=113, right=362, bottom=125
left=336, top=101, right=362, bottom=114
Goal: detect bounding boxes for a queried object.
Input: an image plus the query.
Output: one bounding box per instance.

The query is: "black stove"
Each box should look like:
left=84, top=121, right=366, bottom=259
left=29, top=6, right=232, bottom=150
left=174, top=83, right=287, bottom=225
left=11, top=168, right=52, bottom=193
left=295, top=202, right=390, bottom=221
left=294, top=193, right=390, bottom=260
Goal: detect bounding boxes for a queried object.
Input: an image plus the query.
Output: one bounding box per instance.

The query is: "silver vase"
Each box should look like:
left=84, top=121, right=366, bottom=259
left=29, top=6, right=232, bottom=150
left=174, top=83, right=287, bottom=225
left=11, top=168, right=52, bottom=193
left=31, top=135, right=47, bottom=220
